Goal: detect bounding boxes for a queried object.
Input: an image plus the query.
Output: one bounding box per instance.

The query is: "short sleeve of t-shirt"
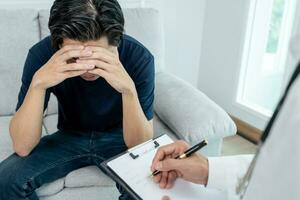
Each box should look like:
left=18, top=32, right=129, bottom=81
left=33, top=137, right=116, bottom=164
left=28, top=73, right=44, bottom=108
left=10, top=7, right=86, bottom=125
left=120, top=35, right=155, bottom=121
left=15, top=50, right=51, bottom=112
left=134, top=56, right=155, bottom=121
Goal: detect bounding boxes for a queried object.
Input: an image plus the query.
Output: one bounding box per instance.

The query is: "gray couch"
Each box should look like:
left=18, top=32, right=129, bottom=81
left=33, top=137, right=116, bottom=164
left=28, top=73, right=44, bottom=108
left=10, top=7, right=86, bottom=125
left=0, top=8, right=236, bottom=200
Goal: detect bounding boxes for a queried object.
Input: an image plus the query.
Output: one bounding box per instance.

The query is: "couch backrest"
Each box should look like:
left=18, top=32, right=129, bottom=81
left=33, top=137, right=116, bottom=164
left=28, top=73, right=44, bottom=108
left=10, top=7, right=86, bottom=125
left=0, top=8, right=165, bottom=116
left=0, top=9, right=40, bottom=116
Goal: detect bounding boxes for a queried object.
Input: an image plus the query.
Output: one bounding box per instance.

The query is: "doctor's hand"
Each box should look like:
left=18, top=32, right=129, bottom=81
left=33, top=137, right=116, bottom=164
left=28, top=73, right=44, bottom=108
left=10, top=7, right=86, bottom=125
left=150, top=140, right=209, bottom=189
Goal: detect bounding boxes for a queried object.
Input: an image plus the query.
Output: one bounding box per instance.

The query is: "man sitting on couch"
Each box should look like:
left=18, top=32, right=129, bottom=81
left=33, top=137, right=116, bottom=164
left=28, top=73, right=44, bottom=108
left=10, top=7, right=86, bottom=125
left=0, top=0, right=154, bottom=199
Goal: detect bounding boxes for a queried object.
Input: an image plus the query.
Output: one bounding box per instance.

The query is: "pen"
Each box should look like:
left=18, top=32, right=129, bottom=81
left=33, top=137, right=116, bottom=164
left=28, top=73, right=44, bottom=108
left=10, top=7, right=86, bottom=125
left=150, top=140, right=208, bottom=177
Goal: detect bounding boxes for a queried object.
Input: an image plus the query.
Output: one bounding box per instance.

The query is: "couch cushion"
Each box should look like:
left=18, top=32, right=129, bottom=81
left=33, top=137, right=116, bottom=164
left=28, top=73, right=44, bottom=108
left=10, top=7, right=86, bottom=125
left=46, top=93, right=59, bottom=116
left=40, top=186, right=119, bottom=200
left=36, top=177, right=65, bottom=197
left=43, top=114, right=58, bottom=134
left=65, top=165, right=114, bottom=188
left=0, top=116, right=14, bottom=161
left=0, top=10, right=40, bottom=115
left=154, top=72, right=237, bottom=145
left=38, top=8, right=164, bottom=72
left=153, top=113, right=178, bottom=141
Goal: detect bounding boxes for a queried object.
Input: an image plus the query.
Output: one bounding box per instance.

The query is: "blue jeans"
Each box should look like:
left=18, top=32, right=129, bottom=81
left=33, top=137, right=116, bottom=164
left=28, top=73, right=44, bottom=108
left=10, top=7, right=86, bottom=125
left=0, top=129, right=133, bottom=200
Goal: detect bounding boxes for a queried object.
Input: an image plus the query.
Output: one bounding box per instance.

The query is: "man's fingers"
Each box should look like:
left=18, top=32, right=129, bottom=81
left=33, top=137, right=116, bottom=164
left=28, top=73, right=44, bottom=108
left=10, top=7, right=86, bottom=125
left=57, top=45, right=84, bottom=55
left=77, top=59, right=112, bottom=72
left=86, top=46, right=117, bottom=58
left=88, top=68, right=110, bottom=79
left=60, top=49, right=93, bottom=62
left=77, top=59, right=111, bottom=69
left=60, top=63, right=95, bottom=72
left=79, top=51, right=116, bottom=64
left=63, top=70, right=87, bottom=79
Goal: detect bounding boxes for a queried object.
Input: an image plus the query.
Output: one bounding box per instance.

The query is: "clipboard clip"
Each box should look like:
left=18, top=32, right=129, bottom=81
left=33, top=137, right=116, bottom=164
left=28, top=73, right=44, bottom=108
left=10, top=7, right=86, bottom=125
left=129, top=140, right=160, bottom=159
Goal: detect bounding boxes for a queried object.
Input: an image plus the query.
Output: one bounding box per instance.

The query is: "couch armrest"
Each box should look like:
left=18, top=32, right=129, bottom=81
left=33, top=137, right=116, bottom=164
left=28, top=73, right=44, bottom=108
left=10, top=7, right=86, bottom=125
left=154, top=72, right=236, bottom=145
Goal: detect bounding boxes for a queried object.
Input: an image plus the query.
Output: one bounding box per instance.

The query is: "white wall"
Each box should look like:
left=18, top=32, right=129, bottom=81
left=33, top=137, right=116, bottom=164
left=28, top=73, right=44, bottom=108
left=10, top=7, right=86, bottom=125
left=198, top=0, right=300, bottom=130
left=160, top=0, right=205, bottom=86
left=0, top=0, right=145, bottom=9
left=197, top=0, right=270, bottom=129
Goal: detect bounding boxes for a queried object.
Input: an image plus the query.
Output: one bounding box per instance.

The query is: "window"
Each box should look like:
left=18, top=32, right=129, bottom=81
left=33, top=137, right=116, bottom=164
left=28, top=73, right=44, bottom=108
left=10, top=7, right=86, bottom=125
left=237, top=0, right=297, bottom=117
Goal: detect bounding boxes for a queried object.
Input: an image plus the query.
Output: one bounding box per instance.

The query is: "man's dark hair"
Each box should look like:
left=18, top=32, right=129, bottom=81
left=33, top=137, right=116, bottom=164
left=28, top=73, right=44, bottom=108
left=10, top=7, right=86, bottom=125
left=49, top=0, right=124, bottom=50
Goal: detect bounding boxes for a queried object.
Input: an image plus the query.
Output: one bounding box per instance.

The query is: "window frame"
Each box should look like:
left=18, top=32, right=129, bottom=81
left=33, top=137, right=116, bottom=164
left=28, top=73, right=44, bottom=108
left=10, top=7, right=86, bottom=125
left=236, top=0, right=298, bottom=118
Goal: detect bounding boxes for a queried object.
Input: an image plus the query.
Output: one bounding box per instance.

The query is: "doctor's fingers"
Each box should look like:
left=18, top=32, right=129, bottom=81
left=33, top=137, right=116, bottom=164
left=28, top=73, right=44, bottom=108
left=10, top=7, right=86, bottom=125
left=154, top=158, right=184, bottom=173
left=166, top=171, right=178, bottom=189
left=151, top=141, right=189, bottom=171
left=159, top=171, right=169, bottom=189
left=162, top=196, right=170, bottom=200
left=159, top=155, right=174, bottom=189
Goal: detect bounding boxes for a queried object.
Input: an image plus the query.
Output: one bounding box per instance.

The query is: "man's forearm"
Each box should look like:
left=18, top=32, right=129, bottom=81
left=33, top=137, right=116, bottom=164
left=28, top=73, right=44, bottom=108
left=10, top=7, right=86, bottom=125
left=9, top=83, right=45, bottom=157
left=122, top=88, right=153, bottom=148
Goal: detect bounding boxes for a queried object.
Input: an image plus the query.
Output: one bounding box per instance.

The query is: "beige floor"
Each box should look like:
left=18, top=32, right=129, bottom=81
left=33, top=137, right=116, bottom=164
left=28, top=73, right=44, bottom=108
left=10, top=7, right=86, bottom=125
left=222, top=135, right=257, bottom=156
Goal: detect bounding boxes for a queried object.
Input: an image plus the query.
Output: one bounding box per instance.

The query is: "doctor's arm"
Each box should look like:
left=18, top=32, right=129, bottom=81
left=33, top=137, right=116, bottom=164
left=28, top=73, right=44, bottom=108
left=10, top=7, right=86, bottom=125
left=151, top=140, right=254, bottom=192
left=207, top=154, right=254, bottom=191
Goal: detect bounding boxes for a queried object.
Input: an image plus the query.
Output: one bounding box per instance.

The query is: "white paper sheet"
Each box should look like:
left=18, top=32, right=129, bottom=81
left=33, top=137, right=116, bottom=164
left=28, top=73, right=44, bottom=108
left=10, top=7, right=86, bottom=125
left=107, top=134, right=227, bottom=200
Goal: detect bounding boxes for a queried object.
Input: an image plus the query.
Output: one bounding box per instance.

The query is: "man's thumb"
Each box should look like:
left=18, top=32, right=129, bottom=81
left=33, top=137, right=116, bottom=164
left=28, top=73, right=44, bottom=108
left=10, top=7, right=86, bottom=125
left=155, top=159, right=180, bottom=171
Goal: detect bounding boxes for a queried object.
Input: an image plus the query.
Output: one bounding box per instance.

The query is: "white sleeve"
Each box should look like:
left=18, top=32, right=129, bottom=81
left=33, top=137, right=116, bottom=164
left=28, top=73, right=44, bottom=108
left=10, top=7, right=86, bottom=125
left=206, top=154, right=254, bottom=192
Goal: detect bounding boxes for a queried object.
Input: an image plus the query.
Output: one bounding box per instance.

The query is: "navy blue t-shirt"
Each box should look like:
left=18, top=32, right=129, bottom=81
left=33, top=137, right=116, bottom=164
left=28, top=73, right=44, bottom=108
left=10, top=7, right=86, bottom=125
left=16, top=35, right=155, bottom=132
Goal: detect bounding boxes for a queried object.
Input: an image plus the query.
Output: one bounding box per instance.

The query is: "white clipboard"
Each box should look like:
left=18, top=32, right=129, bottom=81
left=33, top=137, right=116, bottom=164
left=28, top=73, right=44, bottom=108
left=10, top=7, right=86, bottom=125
left=101, top=134, right=227, bottom=200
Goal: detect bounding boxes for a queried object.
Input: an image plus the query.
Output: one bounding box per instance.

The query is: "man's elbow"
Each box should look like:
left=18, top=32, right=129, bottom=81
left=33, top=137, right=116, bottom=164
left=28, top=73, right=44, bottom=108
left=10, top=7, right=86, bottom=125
left=11, top=136, right=36, bottom=157
left=144, top=126, right=154, bottom=140
left=11, top=132, right=34, bottom=157
left=125, top=131, right=153, bottom=148
left=15, top=150, right=30, bottom=157
left=13, top=145, right=32, bottom=157
left=141, top=128, right=153, bottom=144
left=9, top=122, right=37, bottom=157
